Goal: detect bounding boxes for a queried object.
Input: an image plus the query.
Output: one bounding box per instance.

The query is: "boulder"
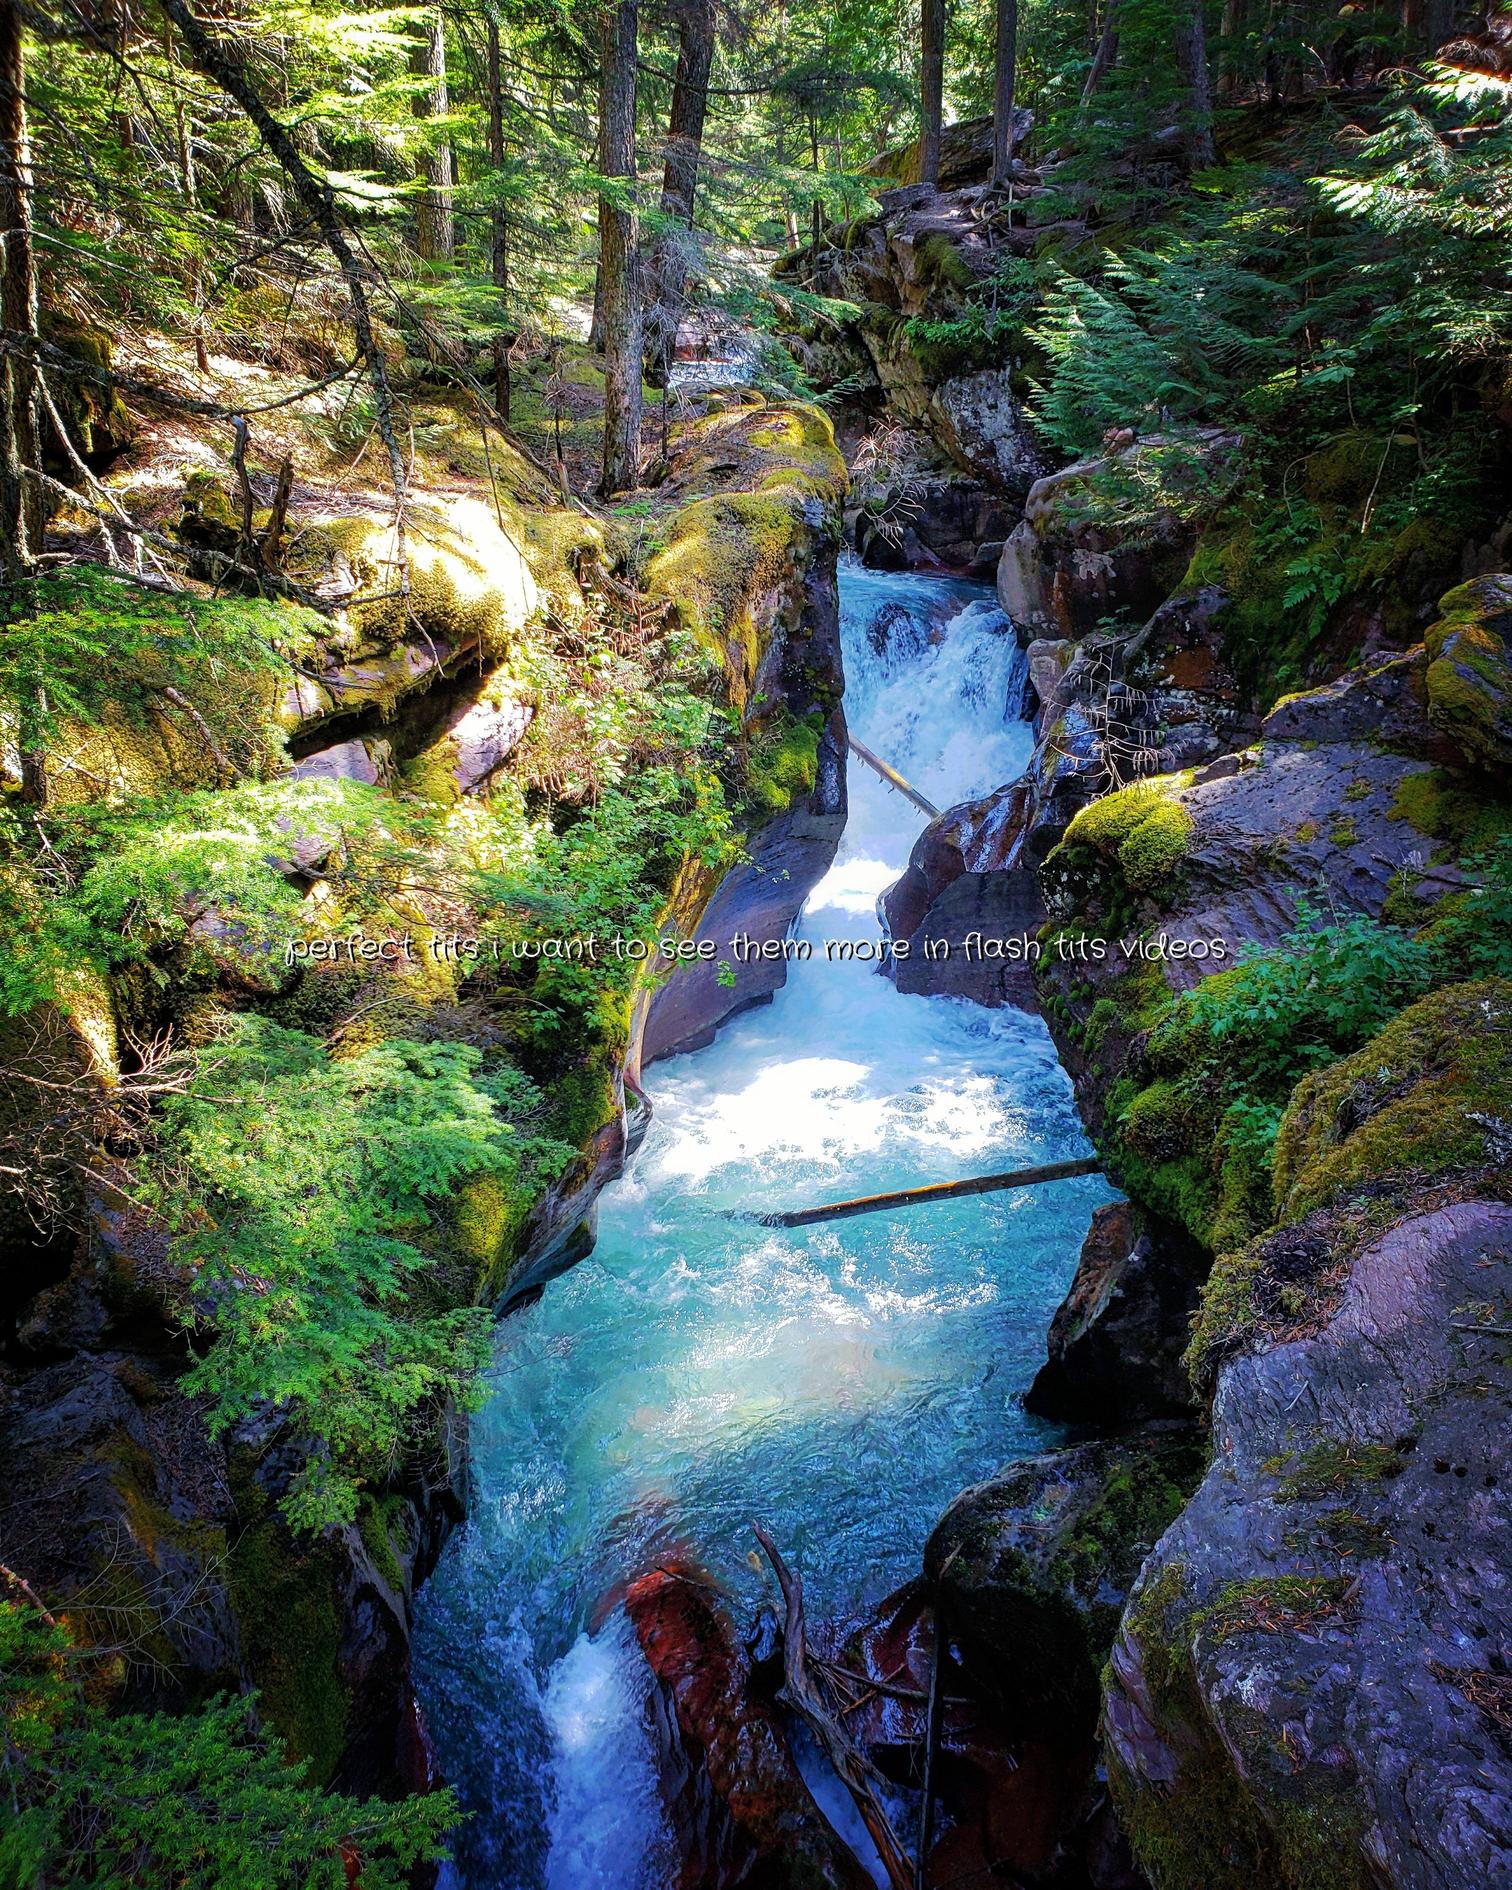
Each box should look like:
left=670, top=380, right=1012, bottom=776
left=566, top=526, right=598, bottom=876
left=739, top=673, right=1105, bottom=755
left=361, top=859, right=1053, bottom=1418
left=428, top=686, right=534, bottom=795
left=927, top=1426, right=1205, bottom=1726
left=882, top=782, right=1043, bottom=1010
left=1027, top=1200, right=1205, bottom=1422
left=998, top=434, right=1239, bottom=639
left=623, top=1566, right=873, bottom=1890
left=853, top=474, right=1016, bottom=575
left=288, top=737, right=392, bottom=786
left=863, top=110, right=1036, bottom=190
left=1106, top=1197, right=1512, bottom=1890
left=928, top=368, right=1048, bottom=497
left=1423, top=574, right=1512, bottom=770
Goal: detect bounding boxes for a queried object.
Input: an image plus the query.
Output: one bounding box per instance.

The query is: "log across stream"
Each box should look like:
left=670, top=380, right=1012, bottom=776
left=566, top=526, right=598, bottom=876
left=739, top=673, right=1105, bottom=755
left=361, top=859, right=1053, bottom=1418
left=413, top=564, right=1115, bottom=1888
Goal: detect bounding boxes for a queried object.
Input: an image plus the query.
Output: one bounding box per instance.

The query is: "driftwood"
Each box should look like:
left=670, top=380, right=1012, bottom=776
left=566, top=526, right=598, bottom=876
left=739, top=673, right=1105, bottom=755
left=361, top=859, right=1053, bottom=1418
left=847, top=734, right=939, bottom=818
left=753, top=1523, right=915, bottom=1890
left=745, top=1156, right=1103, bottom=1228
left=916, top=1599, right=946, bottom=1887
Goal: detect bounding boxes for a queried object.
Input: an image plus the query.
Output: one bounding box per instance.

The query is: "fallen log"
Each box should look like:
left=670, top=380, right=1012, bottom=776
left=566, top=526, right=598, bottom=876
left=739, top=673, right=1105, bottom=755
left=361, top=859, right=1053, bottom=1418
left=741, top=1156, right=1103, bottom=1229
left=847, top=735, right=939, bottom=818
left=753, top=1523, right=915, bottom=1890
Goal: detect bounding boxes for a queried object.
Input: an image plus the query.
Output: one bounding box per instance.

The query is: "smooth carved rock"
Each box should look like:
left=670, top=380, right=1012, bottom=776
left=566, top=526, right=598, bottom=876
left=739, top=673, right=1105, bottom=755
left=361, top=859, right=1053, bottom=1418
left=882, top=782, right=1044, bottom=1010
left=434, top=689, right=533, bottom=794
left=623, top=1566, right=872, bottom=1890
left=1027, top=1200, right=1206, bottom=1421
left=288, top=737, right=392, bottom=786
left=927, top=1425, right=1205, bottom=1724
left=1105, top=1200, right=1512, bottom=1890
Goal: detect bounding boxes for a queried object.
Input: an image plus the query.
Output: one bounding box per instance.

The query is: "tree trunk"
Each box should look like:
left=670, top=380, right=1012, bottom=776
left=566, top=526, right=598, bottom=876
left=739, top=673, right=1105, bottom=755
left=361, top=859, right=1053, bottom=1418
left=646, top=0, right=715, bottom=386
left=411, top=7, right=454, bottom=263
left=1219, top=0, right=1245, bottom=96
left=0, top=0, right=40, bottom=587
left=1175, top=0, right=1216, bottom=167
left=161, top=0, right=410, bottom=572
left=0, top=0, right=44, bottom=801
left=990, top=0, right=1019, bottom=189
left=486, top=18, right=514, bottom=420
left=919, top=0, right=945, bottom=186
left=1081, top=1, right=1120, bottom=103
left=1423, top=0, right=1452, bottom=50
left=598, top=0, right=643, bottom=496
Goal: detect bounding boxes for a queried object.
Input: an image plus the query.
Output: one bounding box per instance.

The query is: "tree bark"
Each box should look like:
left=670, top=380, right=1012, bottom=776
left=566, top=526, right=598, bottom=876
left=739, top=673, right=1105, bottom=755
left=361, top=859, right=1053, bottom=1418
left=990, top=0, right=1019, bottom=189
left=919, top=0, right=945, bottom=186
left=0, top=0, right=40, bottom=588
left=1081, top=1, right=1120, bottom=104
left=598, top=0, right=643, bottom=496
left=411, top=7, right=454, bottom=263
left=1219, top=0, right=1245, bottom=96
left=1175, top=0, right=1216, bottom=167
left=647, top=0, right=715, bottom=385
left=160, top=0, right=410, bottom=571
left=486, top=17, right=514, bottom=420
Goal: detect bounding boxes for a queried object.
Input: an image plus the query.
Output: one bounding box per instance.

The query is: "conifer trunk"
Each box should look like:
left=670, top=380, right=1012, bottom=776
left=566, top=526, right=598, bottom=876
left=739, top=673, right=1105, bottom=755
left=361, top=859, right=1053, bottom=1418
left=919, top=0, right=945, bottom=186
left=646, top=0, right=715, bottom=386
left=0, top=0, right=40, bottom=588
left=0, top=0, right=44, bottom=802
left=990, top=0, right=1019, bottom=189
left=1175, top=0, right=1215, bottom=166
left=598, top=0, right=643, bottom=496
left=1081, top=1, right=1120, bottom=103
left=411, top=8, right=454, bottom=263
left=486, top=18, right=515, bottom=420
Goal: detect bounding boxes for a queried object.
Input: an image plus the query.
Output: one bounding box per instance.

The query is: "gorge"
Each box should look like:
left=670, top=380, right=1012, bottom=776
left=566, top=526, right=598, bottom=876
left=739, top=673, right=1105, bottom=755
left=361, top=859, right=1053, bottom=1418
left=2, top=8, right=1511, bottom=1889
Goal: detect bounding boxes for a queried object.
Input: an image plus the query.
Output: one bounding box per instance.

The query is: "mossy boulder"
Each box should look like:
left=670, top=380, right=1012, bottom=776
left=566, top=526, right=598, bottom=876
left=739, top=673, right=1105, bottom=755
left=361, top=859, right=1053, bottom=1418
left=926, top=1426, right=1204, bottom=1727
left=1424, top=575, right=1512, bottom=771
left=1105, top=1197, right=1512, bottom=1890
left=1272, top=979, right=1511, bottom=1222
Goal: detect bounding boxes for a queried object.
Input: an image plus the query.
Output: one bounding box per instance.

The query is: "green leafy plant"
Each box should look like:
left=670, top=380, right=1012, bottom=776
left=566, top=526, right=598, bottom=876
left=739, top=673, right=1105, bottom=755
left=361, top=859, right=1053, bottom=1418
left=150, top=1017, right=571, bottom=1529
left=0, top=1594, right=455, bottom=1889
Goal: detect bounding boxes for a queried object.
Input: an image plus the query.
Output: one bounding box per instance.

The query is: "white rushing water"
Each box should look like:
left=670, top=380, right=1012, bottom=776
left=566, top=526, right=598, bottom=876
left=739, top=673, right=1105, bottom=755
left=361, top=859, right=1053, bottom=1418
left=414, top=563, right=1115, bottom=1888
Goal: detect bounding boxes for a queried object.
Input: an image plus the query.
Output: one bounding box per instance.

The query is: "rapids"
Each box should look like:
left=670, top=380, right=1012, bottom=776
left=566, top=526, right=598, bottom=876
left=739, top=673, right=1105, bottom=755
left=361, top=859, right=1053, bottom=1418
left=413, top=563, right=1114, bottom=1887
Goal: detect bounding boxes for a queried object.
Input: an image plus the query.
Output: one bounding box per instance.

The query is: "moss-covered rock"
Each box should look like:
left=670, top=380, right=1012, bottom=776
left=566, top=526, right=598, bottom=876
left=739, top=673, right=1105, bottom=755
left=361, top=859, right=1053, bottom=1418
left=1105, top=1197, right=1512, bottom=1890
left=926, top=1426, right=1204, bottom=1726
left=1424, top=575, right=1512, bottom=771
left=1272, top=978, right=1511, bottom=1221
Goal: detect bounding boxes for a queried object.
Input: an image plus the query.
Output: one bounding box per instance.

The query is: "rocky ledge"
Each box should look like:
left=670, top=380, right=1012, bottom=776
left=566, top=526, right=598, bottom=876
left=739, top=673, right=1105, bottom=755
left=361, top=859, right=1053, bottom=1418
left=0, top=391, right=849, bottom=1810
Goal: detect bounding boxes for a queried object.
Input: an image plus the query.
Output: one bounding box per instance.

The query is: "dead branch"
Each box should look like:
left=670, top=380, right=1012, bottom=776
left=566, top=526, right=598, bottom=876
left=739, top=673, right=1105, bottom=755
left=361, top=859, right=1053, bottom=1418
left=156, top=0, right=410, bottom=587
left=752, top=1522, right=915, bottom=1890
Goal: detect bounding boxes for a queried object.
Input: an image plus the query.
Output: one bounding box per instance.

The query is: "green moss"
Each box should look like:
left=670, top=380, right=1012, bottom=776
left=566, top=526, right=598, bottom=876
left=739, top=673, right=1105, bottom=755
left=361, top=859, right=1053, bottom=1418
left=745, top=711, right=821, bottom=816
left=1273, top=978, right=1512, bottom=1219
left=1423, top=577, right=1512, bottom=770
left=356, top=1493, right=407, bottom=1595
left=1270, top=1438, right=1402, bottom=1502
left=226, top=1516, right=349, bottom=1783
left=1055, top=776, right=1195, bottom=902
left=1389, top=768, right=1481, bottom=843
left=915, top=232, right=975, bottom=292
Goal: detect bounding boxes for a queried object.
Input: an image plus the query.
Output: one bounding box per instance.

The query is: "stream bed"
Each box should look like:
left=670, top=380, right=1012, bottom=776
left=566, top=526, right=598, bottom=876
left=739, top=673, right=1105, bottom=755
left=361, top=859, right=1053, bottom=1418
left=413, top=563, right=1115, bottom=1887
